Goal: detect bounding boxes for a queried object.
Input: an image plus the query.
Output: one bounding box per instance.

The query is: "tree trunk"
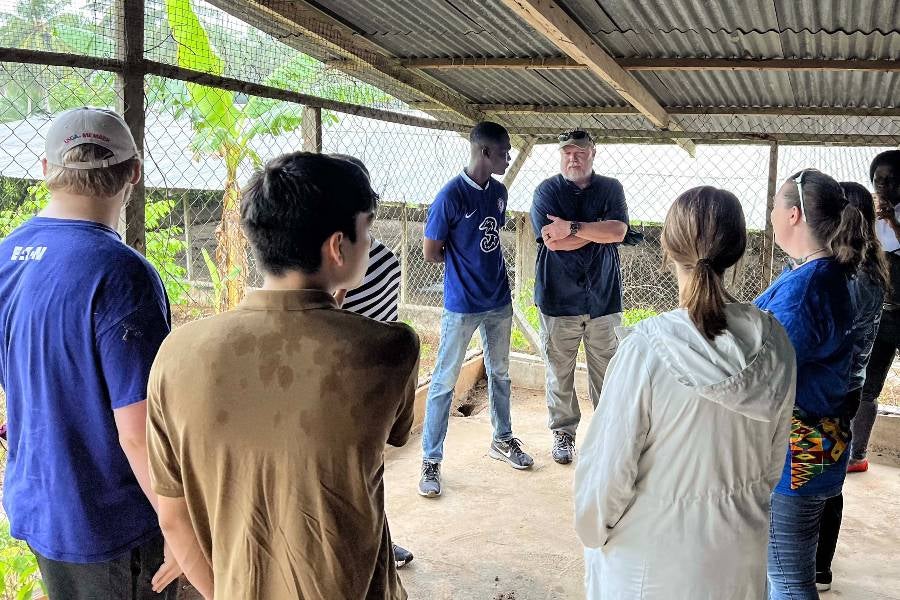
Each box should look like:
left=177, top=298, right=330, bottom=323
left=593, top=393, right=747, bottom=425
left=214, top=176, right=248, bottom=311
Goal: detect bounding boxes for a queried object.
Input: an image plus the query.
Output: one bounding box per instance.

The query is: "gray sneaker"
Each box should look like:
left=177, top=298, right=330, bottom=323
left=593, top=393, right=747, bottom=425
left=418, top=460, right=441, bottom=497
left=552, top=431, right=575, bottom=464
left=489, top=437, right=534, bottom=470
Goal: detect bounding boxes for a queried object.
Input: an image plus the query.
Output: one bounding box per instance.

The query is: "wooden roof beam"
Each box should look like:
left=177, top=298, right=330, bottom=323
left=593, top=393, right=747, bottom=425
left=204, top=0, right=486, bottom=124
left=498, top=0, right=695, bottom=156
left=406, top=103, right=900, bottom=118
left=398, top=57, right=900, bottom=72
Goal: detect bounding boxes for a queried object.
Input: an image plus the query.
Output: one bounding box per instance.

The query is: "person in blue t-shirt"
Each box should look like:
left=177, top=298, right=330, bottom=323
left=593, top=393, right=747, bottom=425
left=0, top=108, right=179, bottom=599
left=530, top=130, right=629, bottom=465
left=753, top=169, right=867, bottom=600
left=418, top=121, right=533, bottom=498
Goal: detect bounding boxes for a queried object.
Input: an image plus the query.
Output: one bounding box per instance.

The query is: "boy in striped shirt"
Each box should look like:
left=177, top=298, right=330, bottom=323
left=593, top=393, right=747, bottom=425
left=333, top=154, right=413, bottom=569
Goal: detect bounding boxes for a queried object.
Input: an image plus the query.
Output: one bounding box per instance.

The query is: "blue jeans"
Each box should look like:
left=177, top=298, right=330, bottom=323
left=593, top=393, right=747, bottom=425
left=768, top=491, right=833, bottom=599
left=422, top=304, right=513, bottom=462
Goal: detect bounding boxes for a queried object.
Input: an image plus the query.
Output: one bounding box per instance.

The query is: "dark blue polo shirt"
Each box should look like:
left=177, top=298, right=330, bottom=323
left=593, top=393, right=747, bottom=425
left=530, top=173, right=628, bottom=318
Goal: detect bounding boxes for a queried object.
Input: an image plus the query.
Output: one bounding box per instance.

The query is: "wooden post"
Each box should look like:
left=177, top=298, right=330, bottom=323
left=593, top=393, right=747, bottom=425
left=117, top=0, right=145, bottom=254
left=762, top=142, right=780, bottom=286
left=400, top=204, right=409, bottom=304
left=183, top=195, right=194, bottom=281
left=503, top=136, right=535, bottom=189
left=302, top=106, right=323, bottom=152
left=502, top=138, right=536, bottom=300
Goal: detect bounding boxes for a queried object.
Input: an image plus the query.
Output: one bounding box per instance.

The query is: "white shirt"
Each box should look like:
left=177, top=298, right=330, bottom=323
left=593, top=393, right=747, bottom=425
left=875, top=204, right=900, bottom=253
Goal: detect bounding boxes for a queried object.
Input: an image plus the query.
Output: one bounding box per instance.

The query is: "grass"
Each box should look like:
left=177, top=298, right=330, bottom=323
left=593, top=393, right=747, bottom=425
left=510, top=279, right=659, bottom=354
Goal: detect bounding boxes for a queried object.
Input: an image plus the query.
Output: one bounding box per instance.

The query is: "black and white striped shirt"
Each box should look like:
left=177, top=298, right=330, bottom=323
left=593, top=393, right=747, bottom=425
left=343, top=239, right=401, bottom=322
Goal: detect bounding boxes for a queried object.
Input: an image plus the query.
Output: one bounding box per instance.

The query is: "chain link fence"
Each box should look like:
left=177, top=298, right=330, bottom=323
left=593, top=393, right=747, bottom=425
left=1, top=0, right=900, bottom=402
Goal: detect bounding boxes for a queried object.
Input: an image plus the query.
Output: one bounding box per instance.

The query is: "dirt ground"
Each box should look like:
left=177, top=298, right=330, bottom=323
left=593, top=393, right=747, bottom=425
left=170, top=385, right=898, bottom=599
left=381, top=388, right=900, bottom=600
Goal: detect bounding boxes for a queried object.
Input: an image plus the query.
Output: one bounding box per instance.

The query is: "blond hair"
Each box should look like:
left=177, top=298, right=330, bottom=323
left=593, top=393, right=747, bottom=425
left=662, top=186, right=747, bottom=340
left=45, top=144, right=138, bottom=197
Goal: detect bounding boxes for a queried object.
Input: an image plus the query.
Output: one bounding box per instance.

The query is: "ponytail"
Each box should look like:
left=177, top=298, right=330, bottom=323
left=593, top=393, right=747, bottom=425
left=682, top=259, right=731, bottom=340
left=661, top=186, right=746, bottom=341
left=827, top=203, right=867, bottom=272
left=839, top=181, right=890, bottom=291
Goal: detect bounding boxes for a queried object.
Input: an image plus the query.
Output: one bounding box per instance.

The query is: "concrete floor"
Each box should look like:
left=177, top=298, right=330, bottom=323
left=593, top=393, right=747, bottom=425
left=385, top=388, right=900, bottom=600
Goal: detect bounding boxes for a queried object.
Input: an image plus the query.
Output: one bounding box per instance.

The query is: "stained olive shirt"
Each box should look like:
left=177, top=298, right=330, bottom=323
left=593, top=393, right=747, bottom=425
left=147, top=289, right=419, bottom=599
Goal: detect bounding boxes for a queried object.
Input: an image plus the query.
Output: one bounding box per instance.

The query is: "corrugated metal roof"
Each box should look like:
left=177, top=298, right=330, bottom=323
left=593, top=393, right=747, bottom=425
left=311, top=0, right=560, bottom=57
left=635, top=70, right=797, bottom=107
left=297, top=0, right=900, bottom=126
left=424, top=67, right=626, bottom=106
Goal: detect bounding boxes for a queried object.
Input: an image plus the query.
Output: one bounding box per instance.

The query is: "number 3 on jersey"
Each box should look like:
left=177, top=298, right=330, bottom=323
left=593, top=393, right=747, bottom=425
left=479, top=217, right=501, bottom=253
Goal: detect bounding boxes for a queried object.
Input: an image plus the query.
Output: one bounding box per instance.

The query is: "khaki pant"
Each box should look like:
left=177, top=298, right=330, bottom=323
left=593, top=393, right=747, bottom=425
left=539, top=312, right=621, bottom=437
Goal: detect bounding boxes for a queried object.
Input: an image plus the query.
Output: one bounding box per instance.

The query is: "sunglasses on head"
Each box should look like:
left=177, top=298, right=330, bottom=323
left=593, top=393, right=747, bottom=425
left=791, top=169, right=817, bottom=223
left=558, top=130, right=593, bottom=143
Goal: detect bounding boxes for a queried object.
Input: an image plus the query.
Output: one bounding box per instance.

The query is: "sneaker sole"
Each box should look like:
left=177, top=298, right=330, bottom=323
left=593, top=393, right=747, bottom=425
left=553, top=455, right=573, bottom=465
left=488, top=448, right=534, bottom=470
left=816, top=583, right=831, bottom=592
left=396, top=558, right=413, bottom=569
left=418, top=488, right=441, bottom=498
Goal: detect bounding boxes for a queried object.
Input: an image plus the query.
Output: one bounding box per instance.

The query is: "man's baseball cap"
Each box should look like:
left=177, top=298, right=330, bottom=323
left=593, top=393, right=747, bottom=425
left=45, top=107, right=139, bottom=169
left=557, top=129, right=594, bottom=150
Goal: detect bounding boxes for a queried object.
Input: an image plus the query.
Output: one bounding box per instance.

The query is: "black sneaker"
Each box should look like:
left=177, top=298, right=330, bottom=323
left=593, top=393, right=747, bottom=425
left=489, top=437, right=534, bottom=469
left=418, top=461, right=441, bottom=497
left=393, top=543, right=414, bottom=568
left=816, top=571, right=832, bottom=592
left=552, top=431, right=575, bottom=464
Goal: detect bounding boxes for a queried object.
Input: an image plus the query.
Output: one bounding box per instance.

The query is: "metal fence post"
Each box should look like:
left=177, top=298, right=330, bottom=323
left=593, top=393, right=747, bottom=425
left=117, top=0, right=145, bottom=254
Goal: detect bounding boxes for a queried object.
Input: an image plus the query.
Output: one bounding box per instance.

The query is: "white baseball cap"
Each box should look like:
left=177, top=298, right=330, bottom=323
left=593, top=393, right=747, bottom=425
left=45, top=107, right=139, bottom=169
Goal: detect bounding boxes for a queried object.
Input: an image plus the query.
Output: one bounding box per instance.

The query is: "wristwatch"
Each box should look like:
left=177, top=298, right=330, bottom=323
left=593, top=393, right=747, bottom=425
left=570, top=220, right=581, bottom=236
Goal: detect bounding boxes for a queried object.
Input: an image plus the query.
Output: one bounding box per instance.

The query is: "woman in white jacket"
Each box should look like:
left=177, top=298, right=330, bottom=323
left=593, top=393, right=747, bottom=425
left=574, top=186, right=797, bottom=599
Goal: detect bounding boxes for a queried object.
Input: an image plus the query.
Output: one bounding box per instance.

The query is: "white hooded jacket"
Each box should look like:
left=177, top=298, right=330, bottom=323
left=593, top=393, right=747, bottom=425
left=574, top=304, right=796, bottom=599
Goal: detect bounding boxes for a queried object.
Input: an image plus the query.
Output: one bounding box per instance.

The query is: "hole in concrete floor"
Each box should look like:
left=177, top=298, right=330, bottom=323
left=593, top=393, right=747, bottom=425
left=453, top=381, right=488, bottom=417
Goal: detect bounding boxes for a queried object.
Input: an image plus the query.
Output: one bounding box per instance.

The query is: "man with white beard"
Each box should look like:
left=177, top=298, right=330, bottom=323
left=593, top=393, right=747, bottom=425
left=530, top=130, right=629, bottom=465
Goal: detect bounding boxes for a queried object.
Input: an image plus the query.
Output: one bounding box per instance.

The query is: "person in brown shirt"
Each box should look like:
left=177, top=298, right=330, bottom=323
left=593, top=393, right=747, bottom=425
left=146, top=152, right=419, bottom=599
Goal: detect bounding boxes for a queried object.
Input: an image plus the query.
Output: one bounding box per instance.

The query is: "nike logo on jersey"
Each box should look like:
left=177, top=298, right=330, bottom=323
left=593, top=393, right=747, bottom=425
left=465, top=210, right=477, bottom=219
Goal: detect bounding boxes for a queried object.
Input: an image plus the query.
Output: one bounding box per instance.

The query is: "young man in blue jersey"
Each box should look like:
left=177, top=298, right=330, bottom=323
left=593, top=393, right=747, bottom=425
left=0, top=108, right=180, bottom=598
left=418, top=121, right=533, bottom=498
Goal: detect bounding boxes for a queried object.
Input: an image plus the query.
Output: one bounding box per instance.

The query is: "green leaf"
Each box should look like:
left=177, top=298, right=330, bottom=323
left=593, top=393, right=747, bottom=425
left=165, top=0, right=240, bottom=145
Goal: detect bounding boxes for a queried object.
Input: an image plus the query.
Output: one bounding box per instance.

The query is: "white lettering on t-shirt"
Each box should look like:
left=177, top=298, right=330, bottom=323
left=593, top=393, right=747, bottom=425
left=10, top=246, right=47, bottom=262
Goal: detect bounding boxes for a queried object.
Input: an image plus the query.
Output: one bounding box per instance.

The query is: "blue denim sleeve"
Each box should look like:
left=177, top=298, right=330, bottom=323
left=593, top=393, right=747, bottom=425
left=98, top=301, right=171, bottom=409
left=425, top=186, right=455, bottom=241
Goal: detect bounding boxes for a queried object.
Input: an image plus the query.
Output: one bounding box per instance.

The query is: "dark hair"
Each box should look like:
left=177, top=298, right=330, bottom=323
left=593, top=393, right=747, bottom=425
left=469, top=121, right=509, bottom=146
left=784, top=170, right=866, bottom=272
left=840, top=181, right=890, bottom=291
left=330, top=153, right=370, bottom=180
left=661, top=186, right=747, bottom=340
left=869, top=150, right=900, bottom=182
left=241, top=152, right=377, bottom=275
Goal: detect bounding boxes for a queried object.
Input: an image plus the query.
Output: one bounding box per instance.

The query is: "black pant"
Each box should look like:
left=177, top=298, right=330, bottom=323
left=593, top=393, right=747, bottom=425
left=815, top=493, right=843, bottom=580
left=854, top=308, right=900, bottom=458
left=33, top=533, right=178, bottom=600
left=815, top=385, right=864, bottom=578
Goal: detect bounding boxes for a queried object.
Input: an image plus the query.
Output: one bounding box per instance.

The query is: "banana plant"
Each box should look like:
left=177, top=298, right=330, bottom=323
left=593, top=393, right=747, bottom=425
left=164, top=0, right=350, bottom=311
